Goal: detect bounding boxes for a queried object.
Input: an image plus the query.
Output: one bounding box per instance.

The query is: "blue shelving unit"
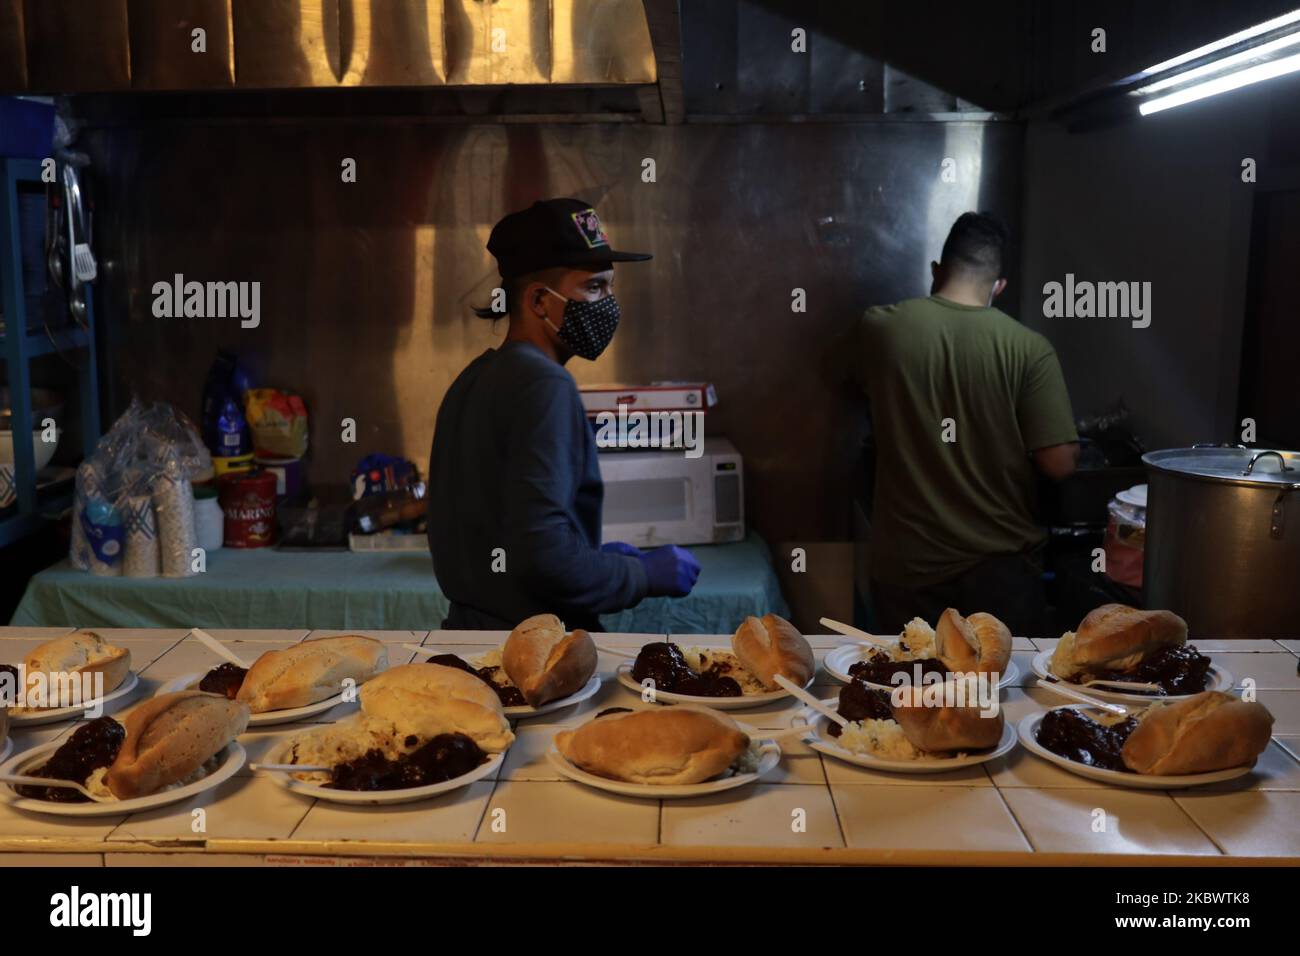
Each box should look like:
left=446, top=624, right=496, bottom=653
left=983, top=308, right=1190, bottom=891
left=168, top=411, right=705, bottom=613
left=0, top=157, right=101, bottom=547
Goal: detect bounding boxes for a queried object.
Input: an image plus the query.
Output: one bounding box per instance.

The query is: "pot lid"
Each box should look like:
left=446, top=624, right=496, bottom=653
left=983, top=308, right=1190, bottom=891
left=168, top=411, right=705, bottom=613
left=1143, top=446, right=1300, bottom=486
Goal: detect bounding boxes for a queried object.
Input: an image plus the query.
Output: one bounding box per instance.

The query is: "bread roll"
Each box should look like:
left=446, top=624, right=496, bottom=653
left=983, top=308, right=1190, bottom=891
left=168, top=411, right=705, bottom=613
left=555, top=706, right=748, bottom=785
left=236, top=635, right=387, bottom=712
left=23, top=632, right=131, bottom=703
left=1050, top=605, right=1186, bottom=680
left=106, top=691, right=249, bottom=798
left=890, top=685, right=1004, bottom=752
left=935, top=609, right=1012, bottom=676
left=1122, top=691, right=1273, bottom=775
left=360, top=663, right=514, bottom=751
left=732, top=614, right=814, bottom=689
left=502, top=614, right=597, bottom=706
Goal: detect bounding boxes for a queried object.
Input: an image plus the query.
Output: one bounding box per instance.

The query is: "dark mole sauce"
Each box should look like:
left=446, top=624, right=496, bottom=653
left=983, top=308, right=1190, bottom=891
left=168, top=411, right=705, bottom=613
left=631, top=642, right=741, bottom=698
left=1036, top=708, right=1139, bottom=771
left=15, top=717, right=126, bottom=802
left=848, top=651, right=950, bottom=686
left=1090, top=645, right=1212, bottom=696
left=199, top=663, right=248, bottom=700
left=828, top=680, right=894, bottom=738
left=328, top=732, right=487, bottom=790
left=424, top=654, right=526, bottom=707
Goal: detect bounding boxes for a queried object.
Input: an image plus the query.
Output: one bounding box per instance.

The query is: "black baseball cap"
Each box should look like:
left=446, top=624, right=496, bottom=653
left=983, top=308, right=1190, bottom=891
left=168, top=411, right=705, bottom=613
left=487, top=198, right=652, bottom=279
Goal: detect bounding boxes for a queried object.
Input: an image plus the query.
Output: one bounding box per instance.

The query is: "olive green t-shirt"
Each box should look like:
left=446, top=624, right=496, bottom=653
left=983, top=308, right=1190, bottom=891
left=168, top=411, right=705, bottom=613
left=854, top=295, right=1077, bottom=587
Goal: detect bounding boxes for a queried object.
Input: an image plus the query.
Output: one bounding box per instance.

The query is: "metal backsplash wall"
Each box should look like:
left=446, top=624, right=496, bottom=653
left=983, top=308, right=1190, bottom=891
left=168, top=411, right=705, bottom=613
left=84, top=119, right=1022, bottom=545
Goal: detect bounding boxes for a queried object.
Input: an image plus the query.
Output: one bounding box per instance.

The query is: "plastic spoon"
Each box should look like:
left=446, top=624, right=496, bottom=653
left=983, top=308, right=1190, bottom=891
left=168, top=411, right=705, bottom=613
left=774, top=674, right=849, bottom=729
left=0, top=773, right=115, bottom=802
left=818, top=617, right=892, bottom=647
left=189, top=628, right=250, bottom=668
left=1081, top=678, right=1164, bottom=694
left=249, top=763, right=332, bottom=775
left=1035, top=678, right=1130, bottom=716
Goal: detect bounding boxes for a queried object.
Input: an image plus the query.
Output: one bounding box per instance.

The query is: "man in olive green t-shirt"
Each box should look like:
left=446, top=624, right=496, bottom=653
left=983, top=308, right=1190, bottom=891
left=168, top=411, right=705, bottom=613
left=852, top=213, right=1079, bottom=637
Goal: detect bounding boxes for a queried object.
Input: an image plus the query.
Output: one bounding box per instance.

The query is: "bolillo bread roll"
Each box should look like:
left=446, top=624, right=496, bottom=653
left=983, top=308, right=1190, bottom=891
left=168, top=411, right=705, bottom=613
left=555, top=706, right=748, bottom=785
left=106, top=691, right=249, bottom=799
left=24, top=632, right=131, bottom=702
left=236, top=635, right=387, bottom=712
left=890, top=685, right=1005, bottom=752
left=502, top=614, right=597, bottom=707
left=732, top=614, right=814, bottom=689
left=1121, top=691, right=1273, bottom=775
left=360, top=663, right=514, bottom=751
left=1050, top=604, right=1187, bottom=681
left=935, top=609, right=1012, bottom=676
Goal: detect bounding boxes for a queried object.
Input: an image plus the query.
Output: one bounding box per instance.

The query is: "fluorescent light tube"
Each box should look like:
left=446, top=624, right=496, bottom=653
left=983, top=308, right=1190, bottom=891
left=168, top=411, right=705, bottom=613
left=1143, top=7, right=1300, bottom=75
left=1139, top=48, right=1300, bottom=114
left=1137, top=29, right=1300, bottom=93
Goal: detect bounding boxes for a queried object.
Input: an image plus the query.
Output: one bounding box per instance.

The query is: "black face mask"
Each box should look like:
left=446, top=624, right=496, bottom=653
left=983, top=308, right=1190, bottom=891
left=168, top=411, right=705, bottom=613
left=543, top=287, right=620, bottom=361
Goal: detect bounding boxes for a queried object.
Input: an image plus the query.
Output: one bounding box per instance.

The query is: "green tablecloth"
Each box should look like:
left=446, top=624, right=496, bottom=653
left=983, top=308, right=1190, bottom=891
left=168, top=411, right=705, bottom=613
left=11, top=535, right=789, bottom=635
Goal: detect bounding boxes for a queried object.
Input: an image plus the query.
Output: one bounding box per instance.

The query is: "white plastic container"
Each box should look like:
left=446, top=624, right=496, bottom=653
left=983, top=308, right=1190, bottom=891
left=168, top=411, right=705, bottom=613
left=194, top=487, right=224, bottom=552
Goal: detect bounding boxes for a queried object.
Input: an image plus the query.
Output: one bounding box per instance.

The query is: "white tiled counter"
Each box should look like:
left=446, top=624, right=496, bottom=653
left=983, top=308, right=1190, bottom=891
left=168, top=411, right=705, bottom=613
left=2, top=627, right=1299, bottom=866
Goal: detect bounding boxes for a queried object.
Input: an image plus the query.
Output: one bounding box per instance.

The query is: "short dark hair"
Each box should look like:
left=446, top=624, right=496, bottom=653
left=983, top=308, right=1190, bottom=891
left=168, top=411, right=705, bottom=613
left=940, top=212, right=1007, bottom=280
left=471, top=267, right=566, bottom=320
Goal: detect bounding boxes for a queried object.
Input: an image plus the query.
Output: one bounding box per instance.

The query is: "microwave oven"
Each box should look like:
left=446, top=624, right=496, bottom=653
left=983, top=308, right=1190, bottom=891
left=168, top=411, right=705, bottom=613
left=597, top=437, right=744, bottom=547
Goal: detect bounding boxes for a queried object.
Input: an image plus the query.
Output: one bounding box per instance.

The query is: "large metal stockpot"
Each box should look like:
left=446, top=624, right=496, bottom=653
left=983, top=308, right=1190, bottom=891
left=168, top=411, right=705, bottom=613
left=1142, top=447, right=1300, bottom=638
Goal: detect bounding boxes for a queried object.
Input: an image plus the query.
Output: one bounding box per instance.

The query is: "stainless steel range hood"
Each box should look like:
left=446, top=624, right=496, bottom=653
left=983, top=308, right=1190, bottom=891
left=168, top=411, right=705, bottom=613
left=0, top=0, right=659, bottom=93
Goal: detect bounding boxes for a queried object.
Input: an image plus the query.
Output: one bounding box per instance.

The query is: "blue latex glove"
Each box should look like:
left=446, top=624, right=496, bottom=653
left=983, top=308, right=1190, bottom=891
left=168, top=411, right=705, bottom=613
left=601, top=541, right=643, bottom=558
left=638, top=545, right=701, bottom=597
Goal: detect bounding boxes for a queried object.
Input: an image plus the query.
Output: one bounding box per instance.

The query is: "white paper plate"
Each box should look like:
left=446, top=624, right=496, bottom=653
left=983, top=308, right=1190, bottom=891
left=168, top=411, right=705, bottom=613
left=261, top=738, right=503, bottom=805
left=823, top=646, right=1018, bottom=690
left=157, top=673, right=347, bottom=726
left=793, top=700, right=1017, bottom=773
left=546, top=734, right=781, bottom=799
left=6, top=671, right=141, bottom=727
left=614, top=662, right=812, bottom=709
left=504, top=675, right=603, bottom=719
left=1017, top=707, right=1253, bottom=789
left=0, top=739, right=245, bottom=816
left=1029, top=650, right=1231, bottom=703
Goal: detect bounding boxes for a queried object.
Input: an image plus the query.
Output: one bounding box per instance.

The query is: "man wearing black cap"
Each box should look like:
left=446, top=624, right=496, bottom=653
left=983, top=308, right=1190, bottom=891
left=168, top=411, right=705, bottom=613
left=427, top=198, right=702, bottom=631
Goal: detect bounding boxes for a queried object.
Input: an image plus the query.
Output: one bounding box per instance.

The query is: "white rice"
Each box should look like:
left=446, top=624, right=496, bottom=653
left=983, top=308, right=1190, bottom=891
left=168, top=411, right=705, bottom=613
left=835, top=717, right=965, bottom=761
left=286, top=714, right=414, bottom=784
left=681, top=647, right=768, bottom=695
left=891, top=618, right=937, bottom=661
left=731, top=740, right=763, bottom=775
left=469, top=648, right=516, bottom=690
left=81, top=755, right=219, bottom=800
left=837, top=718, right=924, bottom=759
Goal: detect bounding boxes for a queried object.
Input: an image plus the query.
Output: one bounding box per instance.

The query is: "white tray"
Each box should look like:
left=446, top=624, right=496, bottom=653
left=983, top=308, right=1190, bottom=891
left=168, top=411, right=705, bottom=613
left=793, top=700, right=1016, bottom=773
left=615, top=662, right=812, bottom=710
left=1016, top=706, right=1254, bottom=789
left=157, top=673, right=346, bottom=727
left=0, top=739, right=245, bottom=816
left=261, top=738, right=502, bottom=805
left=823, top=645, right=1018, bottom=690
left=6, top=671, right=141, bottom=727
left=1029, top=650, right=1231, bottom=703
left=547, top=737, right=781, bottom=799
